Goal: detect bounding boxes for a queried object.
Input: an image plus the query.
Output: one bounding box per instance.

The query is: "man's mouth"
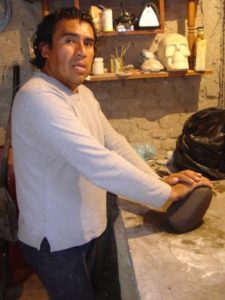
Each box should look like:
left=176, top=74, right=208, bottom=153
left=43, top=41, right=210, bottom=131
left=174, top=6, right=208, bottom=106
left=72, top=63, right=86, bottom=72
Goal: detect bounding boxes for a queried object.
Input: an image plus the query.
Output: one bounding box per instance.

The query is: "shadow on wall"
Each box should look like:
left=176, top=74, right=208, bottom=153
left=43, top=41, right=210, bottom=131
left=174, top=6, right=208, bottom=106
left=86, top=76, right=201, bottom=121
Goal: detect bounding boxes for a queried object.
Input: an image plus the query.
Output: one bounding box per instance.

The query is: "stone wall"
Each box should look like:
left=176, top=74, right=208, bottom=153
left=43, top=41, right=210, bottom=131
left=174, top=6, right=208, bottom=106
left=0, top=0, right=224, bottom=158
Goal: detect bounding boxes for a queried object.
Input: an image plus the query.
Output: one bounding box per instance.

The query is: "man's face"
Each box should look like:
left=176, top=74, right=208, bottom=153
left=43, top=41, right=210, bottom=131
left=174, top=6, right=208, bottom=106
left=41, top=19, right=95, bottom=92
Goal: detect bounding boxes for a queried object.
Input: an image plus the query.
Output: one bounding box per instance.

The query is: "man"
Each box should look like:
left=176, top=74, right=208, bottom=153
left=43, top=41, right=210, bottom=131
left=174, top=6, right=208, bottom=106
left=12, top=7, right=211, bottom=300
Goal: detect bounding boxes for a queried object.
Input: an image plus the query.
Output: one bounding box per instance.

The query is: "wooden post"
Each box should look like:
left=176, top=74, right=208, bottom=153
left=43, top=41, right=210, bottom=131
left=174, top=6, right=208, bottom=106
left=159, top=0, right=165, bottom=32
left=41, top=0, right=50, bottom=16
left=187, top=0, right=196, bottom=69
left=74, top=0, right=79, bottom=8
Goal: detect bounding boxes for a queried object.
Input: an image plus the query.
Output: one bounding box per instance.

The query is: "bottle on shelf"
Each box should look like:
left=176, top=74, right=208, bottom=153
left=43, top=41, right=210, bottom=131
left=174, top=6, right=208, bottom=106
left=92, top=57, right=104, bottom=75
left=102, top=8, right=114, bottom=32
left=194, top=26, right=207, bottom=72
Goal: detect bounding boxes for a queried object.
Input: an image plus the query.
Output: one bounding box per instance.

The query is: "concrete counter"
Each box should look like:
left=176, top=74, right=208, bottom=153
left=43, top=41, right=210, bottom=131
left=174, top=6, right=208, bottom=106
left=113, top=181, right=225, bottom=300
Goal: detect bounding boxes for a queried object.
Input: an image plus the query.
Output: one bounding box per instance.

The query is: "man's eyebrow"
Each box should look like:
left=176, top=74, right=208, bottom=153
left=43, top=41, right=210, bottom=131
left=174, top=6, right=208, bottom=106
left=62, top=32, right=78, bottom=37
left=62, top=32, right=95, bottom=43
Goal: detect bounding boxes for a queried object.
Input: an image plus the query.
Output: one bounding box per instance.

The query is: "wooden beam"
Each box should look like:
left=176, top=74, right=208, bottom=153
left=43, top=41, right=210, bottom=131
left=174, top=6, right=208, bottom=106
left=187, top=0, right=196, bottom=68
left=74, top=0, right=79, bottom=8
left=41, top=0, right=50, bottom=16
left=159, top=0, right=165, bottom=32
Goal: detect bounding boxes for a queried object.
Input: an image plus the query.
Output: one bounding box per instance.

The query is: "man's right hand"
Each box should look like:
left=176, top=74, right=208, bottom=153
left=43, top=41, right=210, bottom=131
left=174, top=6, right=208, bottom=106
left=168, top=176, right=212, bottom=202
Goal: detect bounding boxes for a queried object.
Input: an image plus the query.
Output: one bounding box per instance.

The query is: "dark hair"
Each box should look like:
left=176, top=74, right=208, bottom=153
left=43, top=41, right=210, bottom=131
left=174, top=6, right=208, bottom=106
left=31, top=7, right=97, bottom=69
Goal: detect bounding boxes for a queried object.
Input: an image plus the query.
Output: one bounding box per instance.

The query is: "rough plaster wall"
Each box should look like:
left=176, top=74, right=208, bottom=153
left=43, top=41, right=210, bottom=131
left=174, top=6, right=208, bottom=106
left=0, top=0, right=224, bottom=158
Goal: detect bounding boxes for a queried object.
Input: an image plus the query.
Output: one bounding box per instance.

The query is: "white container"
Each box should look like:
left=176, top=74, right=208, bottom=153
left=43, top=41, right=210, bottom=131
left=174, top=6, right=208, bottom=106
left=194, top=27, right=207, bottom=72
left=102, top=8, right=113, bottom=32
left=92, top=57, right=104, bottom=75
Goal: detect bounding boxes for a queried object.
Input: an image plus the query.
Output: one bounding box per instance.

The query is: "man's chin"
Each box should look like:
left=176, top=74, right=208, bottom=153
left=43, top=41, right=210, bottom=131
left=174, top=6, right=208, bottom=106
left=69, top=76, right=87, bottom=89
left=73, top=69, right=90, bottom=79
left=78, top=74, right=88, bottom=83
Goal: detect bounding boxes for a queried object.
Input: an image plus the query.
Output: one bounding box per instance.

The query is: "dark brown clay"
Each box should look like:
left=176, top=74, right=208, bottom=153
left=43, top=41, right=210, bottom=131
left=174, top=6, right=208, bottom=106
left=167, top=186, right=213, bottom=233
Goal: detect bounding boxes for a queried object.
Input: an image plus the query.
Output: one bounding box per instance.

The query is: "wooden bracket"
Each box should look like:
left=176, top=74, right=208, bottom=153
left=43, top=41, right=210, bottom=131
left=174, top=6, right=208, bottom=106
left=41, top=0, right=49, bottom=16
left=74, top=0, right=79, bottom=8
left=40, top=0, right=80, bottom=16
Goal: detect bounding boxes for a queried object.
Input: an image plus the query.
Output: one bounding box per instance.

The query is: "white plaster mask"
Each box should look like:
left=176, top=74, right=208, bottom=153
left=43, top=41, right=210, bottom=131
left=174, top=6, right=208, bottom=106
left=157, top=33, right=190, bottom=71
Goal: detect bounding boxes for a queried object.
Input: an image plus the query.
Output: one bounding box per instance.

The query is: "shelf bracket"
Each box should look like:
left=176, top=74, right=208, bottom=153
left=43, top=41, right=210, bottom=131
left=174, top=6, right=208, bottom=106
left=40, top=0, right=80, bottom=16
left=41, top=0, right=49, bottom=16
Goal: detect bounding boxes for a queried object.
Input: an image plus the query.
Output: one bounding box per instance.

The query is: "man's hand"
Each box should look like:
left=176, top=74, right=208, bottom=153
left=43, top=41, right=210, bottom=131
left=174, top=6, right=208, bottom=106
left=163, top=170, right=203, bottom=186
left=167, top=175, right=212, bottom=202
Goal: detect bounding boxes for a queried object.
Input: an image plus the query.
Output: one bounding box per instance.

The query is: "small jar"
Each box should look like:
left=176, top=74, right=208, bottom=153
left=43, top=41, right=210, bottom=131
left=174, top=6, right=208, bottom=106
left=194, top=26, right=206, bottom=71
left=92, top=57, right=104, bottom=75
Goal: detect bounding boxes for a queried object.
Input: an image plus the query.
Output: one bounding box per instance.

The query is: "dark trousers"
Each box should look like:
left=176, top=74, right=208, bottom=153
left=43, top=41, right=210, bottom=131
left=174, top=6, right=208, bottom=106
left=19, top=236, right=102, bottom=300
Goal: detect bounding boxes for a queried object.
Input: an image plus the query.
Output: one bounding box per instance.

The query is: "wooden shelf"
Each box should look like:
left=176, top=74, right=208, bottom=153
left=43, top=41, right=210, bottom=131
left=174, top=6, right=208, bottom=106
left=86, top=70, right=213, bottom=82
left=97, top=28, right=164, bottom=37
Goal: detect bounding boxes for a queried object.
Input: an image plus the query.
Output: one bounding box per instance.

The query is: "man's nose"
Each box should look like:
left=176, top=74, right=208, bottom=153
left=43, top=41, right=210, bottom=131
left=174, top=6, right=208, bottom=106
left=76, top=41, right=86, bottom=57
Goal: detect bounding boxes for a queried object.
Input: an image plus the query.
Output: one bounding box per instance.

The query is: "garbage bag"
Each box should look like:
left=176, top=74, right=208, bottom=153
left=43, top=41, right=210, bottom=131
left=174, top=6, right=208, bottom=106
left=173, top=107, right=225, bottom=180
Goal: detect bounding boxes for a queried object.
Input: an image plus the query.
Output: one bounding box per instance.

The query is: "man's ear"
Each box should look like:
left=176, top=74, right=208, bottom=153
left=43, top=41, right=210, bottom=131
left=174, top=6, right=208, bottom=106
left=39, top=42, right=50, bottom=58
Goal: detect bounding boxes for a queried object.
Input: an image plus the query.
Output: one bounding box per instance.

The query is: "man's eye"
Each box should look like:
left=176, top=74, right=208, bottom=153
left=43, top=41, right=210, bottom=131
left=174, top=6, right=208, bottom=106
left=65, top=39, right=75, bottom=44
left=85, top=40, right=94, bottom=47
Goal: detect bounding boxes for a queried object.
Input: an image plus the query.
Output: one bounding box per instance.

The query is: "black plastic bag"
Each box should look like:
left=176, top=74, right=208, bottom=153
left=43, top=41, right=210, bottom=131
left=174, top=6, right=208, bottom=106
left=173, top=107, right=225, bottom=180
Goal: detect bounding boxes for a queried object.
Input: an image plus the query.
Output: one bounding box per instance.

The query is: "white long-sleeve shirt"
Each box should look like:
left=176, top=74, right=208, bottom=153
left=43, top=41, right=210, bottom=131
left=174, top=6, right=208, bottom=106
left=12, top=71, right=171, bottom=251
